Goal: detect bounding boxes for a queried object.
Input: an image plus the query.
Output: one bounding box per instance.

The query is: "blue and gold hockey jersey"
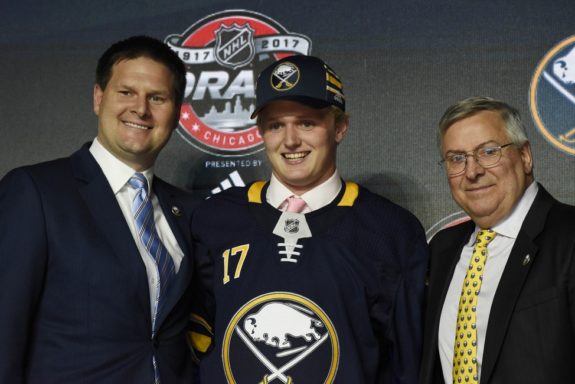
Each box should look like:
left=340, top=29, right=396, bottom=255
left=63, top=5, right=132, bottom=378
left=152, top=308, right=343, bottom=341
left=190, top=180, right=428, bottom=384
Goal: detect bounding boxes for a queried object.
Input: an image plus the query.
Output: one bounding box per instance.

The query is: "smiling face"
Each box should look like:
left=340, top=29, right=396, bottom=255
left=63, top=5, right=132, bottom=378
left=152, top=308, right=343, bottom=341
left=442, top=110, right=534, bottom=228
left=258, top=100, right=348, bottom=195
left=93, top=57, right=178, bottom=171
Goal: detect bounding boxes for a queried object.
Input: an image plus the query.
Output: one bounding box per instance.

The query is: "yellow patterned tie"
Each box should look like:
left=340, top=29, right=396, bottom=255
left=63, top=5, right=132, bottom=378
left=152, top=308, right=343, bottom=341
left=452, top=229, right=496, bottom=384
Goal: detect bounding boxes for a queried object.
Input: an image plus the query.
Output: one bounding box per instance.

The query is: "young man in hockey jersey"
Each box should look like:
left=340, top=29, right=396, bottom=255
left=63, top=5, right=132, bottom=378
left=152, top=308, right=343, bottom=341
left=189, top=55, right=428, bottom=383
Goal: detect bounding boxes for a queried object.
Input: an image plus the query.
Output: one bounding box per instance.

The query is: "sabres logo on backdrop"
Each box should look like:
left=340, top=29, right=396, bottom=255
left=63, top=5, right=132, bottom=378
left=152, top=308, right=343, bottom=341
left=166, top=10, right=312, bottom=156
left=530, top=35, right=575, bottom=156
left=223, top=292, right=339, bottom=383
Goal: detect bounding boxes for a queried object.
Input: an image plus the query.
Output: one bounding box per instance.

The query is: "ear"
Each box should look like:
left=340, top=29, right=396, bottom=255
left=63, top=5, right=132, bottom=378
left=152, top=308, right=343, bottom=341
left=93, top=84, right=103, bottom=115
left=520, top=141, right=534, bottom=175
left=334, top=117, right=349, bottom=144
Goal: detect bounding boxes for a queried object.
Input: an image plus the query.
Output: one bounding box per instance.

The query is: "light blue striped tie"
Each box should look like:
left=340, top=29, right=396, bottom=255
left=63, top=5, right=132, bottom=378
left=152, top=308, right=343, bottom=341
left=128, top=172, right=175, bottom=319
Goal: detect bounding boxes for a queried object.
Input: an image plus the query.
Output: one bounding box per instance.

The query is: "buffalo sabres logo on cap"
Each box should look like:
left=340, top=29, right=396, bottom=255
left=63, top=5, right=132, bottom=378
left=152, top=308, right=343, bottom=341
left=271, top=62, right=300, bottom=91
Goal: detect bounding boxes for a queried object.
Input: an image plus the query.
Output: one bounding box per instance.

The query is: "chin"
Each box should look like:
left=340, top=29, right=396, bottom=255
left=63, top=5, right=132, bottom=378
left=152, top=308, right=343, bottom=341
left=468, top=205, right=499, bottom=220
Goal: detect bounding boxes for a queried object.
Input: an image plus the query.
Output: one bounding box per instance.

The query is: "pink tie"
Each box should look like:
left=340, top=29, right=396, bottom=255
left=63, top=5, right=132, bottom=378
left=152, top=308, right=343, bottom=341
left=285, top=195, right=307, bottom=213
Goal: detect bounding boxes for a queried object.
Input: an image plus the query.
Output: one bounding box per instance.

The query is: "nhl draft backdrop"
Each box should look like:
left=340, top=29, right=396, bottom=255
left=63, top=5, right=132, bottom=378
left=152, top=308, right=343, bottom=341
left=1, top=0, right=574, bottom=239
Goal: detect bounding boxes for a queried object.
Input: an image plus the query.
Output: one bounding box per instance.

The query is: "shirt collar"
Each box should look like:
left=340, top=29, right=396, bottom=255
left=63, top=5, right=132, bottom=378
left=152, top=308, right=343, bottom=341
left=471, top=181, right=539, bottom=241
left=89, top=138, right=154, bottom=194
left=267, top=170, right=342, bottom=211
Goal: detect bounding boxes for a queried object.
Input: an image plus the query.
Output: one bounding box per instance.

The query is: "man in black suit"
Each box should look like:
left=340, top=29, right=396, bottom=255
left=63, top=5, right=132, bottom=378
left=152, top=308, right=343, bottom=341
left=420, top=96, right=575, bottom=384
left=0, top=36, right=196, bottom=383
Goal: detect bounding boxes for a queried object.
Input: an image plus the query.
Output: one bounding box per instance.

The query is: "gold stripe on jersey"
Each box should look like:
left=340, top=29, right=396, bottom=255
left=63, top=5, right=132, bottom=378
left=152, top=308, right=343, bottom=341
left=337, top=182, right=359, bottom=206
left=248, top=180, right=267, bottom=203
left=188, top=331, right=212, bottom=353
left=189, top=313, right=214, bottom=354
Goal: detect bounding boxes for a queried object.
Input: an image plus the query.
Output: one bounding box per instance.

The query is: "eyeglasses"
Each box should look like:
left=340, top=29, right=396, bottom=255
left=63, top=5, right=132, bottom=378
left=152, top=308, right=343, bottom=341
left=439, top=143, right=514, bottom=175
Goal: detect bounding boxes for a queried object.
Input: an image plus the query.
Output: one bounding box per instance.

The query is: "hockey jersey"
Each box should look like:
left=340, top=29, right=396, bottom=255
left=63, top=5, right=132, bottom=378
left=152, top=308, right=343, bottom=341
left=189, top=180, right=428, bottom=383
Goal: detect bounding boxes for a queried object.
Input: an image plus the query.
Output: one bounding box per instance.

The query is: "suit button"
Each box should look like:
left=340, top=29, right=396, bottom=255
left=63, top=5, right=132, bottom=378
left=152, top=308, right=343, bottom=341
left=153, top=337, right=160, bottom=348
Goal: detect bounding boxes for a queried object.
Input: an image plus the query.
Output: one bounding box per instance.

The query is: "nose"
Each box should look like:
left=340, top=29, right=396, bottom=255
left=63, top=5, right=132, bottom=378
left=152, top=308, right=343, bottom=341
left=464, top=155, right=485, bottom=179
left=283, top=125, right=301, bottom=148
left=132, top=95, right=150, bottom=118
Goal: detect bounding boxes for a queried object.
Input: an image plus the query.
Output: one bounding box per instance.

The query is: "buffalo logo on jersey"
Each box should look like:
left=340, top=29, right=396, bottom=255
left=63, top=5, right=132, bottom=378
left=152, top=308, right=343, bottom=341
left=530, top=35, right=575, bottom=156
left=222, top=292, right=339, bottom=383
left=165, top=10, right=312, bottom=156
left=271, top=62, right=300, bottom=91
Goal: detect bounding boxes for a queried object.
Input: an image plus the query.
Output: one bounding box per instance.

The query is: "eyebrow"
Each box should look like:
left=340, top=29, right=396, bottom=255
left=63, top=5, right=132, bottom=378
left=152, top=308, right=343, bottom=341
left=444, top=140, right=500, bottom=154
left=116, top=83, right=171, bottom=95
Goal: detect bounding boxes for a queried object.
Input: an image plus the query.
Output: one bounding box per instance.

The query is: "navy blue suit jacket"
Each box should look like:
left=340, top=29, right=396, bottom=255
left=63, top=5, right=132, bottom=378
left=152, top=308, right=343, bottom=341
left=0, top=144, right=196, bottom=383
left=419, top=185, right=575, bottom=384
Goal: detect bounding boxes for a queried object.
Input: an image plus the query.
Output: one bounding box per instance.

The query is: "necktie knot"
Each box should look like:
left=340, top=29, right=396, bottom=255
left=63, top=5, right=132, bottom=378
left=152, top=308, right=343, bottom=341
left=285, top=195, right=307, bottom=213
left=475, top=228, right=496, bottom=247
left=128, top=172, right=148, bottom=193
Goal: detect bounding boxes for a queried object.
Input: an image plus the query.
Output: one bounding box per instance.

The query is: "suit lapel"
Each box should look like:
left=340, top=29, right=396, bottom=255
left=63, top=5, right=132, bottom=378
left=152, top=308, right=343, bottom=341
left=481, top=186, right=553, bottom=383
left=153, top=179, right=193, bottom=326
left=71, top=145, right=150, bottom=320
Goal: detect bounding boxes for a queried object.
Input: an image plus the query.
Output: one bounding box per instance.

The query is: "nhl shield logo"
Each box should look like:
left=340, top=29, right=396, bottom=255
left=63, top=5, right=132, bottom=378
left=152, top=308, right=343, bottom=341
left=165, top=10, right=312, bottom=156
left=284, top=218, right=300, bottom=234
left=223, top=292, right=339, bottom=383
left=215, top=23, right=255, bottom=69
left=530, top=35, right=575, bottom=156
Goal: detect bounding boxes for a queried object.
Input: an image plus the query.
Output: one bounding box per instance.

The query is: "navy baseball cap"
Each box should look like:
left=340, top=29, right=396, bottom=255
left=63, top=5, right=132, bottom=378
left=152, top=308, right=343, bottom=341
left=251, top=55, right=345, bottom=119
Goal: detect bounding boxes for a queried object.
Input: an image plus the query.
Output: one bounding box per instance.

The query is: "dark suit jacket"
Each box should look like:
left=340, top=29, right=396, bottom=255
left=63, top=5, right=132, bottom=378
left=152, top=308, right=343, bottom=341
left=420, top=185, right=575, bottom=384
left=0, top=144, right=196, bottom=383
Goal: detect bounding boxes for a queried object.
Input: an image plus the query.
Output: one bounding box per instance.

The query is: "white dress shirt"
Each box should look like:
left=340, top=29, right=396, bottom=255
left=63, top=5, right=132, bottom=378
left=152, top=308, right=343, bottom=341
left=89, top=138, right=184, bottom=320
left=438, top=182, right=539, bottom=383
left=266, top=170, right=343, bottom=213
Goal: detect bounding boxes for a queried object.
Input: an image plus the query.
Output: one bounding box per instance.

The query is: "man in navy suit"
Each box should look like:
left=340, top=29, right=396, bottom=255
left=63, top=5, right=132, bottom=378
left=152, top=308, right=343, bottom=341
left=0, top=36, right=196, bottom=383
left=419, top=96, right=575, bottom=383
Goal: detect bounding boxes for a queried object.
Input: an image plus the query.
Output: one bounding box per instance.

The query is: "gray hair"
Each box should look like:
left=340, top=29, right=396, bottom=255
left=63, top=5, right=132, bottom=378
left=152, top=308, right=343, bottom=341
left=437, top=96, right=528, bottom=154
